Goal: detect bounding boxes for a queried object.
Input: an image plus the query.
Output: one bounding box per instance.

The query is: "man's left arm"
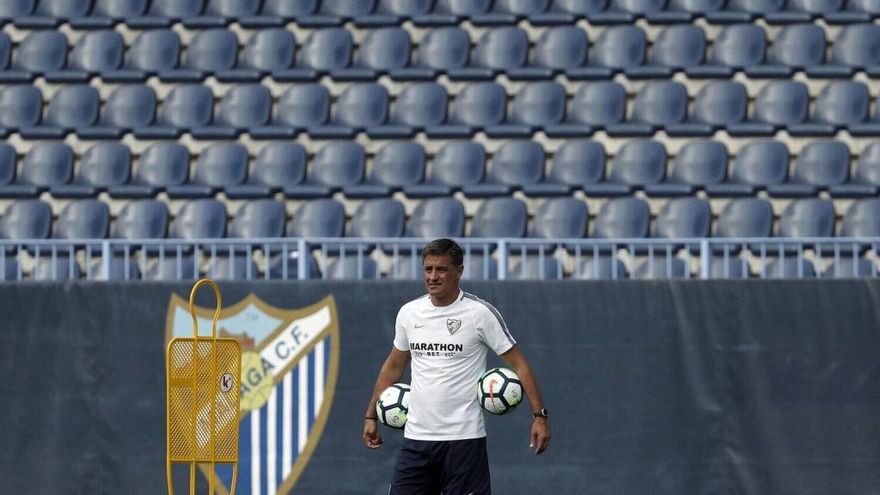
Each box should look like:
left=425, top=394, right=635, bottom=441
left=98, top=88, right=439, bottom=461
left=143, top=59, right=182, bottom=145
left=501, top=345, right=551, bottom=455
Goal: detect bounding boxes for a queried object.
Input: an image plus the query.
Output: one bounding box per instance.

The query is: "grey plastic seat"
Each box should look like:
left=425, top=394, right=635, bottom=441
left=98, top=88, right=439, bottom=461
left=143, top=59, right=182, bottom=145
left=383, top=83, right=448, bottom=131
left=411, top=27, right=470, bottom=74
left=297, top=28, right=353, bottom=72
left=0, top=85, right=42, bottom=129
left=590, top=140, right=666, bottom=195
left=12, top=31, right=67, bottom=74
left=777, top=199, right=836, bottom=241
left=328, top=84, right=389, bottom=131
left=374, top=0, right=433, bottom=18
left=267, top=251, right=320, bottom=280
left=667, top=0, right=725, bottom=13
left=823, top=258, right=875, bottom=279
left=829, top=24, right=880, bottom=69
left=22, top=85, right=99, bottom=138
left=765, top=258, right=816, bottom=279
left=430, top=83, right=506, bottom=135
left=240, top=29, right=295, bottom=73
left=527, top=197, right=588, bottom=243
left=432, top=0, right=492, bottom=17
left=326, top=256, right=379, bottom=280
left=348, top=142, right=425, bottom=197
left=788, top=0, right=844, bottom=14
left=684, top=82, right=747, bottom=133
left=590, top=26, right=646, bottom=71
left=634, top=258, right=689, bottom=279
left=538, top=140, right=606, bottom=192
left=712, top=141, right=789, bottom=195
left=256, top=0, right=318, bottom=17
left=406, top=198, right=465, bottom=238
left=0, top=0, right=33, bottom=17
left=87, top=254, right=142, bottom=281
left=608, top=0, right=665, bottom=14
left=286, top=199, right=345, bottom=238
left=592, top=198, right=651, bottom=240
left=69, top=30, right=124, bottom=74
left=32, top=256, right=82, bottom=281
left=708, top=256, right=751, bottom=279
left=840, top=199, right=880, bottom=237
left=511, top=256, right=564, bottom=280
left=206, top=255, right=258, bottom=280
left=348, top=199, right=406, bottom=239
left=54, top=200, right=110, bottom=240
left=53, top=143, right=132, bottom=198
left=831, top=144, right=880, bottom=197
left=124, top=30, right=181, bottom=74
left=802, top=82, right=869, bottom=134
left=531, top=27, right=588, bottom=72
left=203, top=0, right=262, bottom=17
left=169, top=143, right=247, bottom=198
left=617, top=81, right=688, bottom=133
left=471, top=27, right=529, bottom=72
left=317, top=0, right=375, bottom=16
left=405, top=142, right=486, bottom=197
left=267, top=84, right=331, bottom=132
left=229, top=200, right=286, bottom=240
left=647, top=141, right=728, bottom=196
left=548, top=82, right=626, bottom=136
left=227, top=143, right=306, bottom=198
left=170, top=199, right=228, bottom=240
left=488, top=82, right=566, bottom=137
left=726, top=0, right=784, bottom=13
left=144, top=256, right=198, bottom=281
left=470, top=141, right=545, bottom=195
left=461, top=254, right=498, bottom=280
left=111, top=200, right=169, bottom=243
left=306, top=142, right=365, bottom=191
left=194, top=84, right=271, bottom=137
left=706, top=24, right=767, bottom=70
left=652, top=198, right=712, bottom=240
left=20, top=143, right=74, bottom=190
left=575, top=257, right=629, bottom=280
left=769, top=141, right=849, bottom=197
left=650, top=25, right=706, bottom=70
left=111, top=143, right=190, bottom=197
left=147, top=85, right=214, bottom=136
left=765, top=24, right=826, bottom=70
left=713, top=198, right=774, bottom=247
left=181, top=29, right=238, bottom=74
left=733, top=82, right=809, bottom=134
left=84, top=85, right=157, bottom=138
left=149, top=0, right=205, bottom=17
left=89, top=0, right=149, bottom=19
left=1, top=200, right=53, bottom=241
left=352, top=28, right=411, bottom=73
left=470, top=197, right=528, bottom=240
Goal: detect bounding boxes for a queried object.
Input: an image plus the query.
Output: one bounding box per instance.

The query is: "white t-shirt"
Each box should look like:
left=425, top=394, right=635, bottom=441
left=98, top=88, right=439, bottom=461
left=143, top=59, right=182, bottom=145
left=393, top=290, right=517, bottom=441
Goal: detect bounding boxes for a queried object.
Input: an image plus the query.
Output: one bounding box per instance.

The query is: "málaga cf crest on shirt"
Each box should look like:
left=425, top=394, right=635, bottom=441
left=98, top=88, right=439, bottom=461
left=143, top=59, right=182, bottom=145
left=165, top=293, right=340, bottom=495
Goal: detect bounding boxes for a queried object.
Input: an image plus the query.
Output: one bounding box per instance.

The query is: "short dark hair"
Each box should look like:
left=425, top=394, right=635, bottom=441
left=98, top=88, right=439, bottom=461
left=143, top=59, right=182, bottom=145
left=422, top=238, right=464, bottom=266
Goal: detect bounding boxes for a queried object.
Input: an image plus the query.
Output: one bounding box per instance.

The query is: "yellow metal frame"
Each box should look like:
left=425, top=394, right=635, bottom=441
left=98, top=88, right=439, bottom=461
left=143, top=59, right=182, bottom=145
left=167, top=279, right=241, bottom=495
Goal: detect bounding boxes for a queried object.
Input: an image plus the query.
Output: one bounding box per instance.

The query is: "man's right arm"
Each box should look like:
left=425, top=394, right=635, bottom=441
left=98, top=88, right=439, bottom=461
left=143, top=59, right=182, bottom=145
left=363, top=347, right=411, bottom=449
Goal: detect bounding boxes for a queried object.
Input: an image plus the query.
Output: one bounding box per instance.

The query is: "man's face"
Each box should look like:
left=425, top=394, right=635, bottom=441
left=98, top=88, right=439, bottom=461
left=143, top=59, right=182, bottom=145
left=423, top=254, right=463, bottom=301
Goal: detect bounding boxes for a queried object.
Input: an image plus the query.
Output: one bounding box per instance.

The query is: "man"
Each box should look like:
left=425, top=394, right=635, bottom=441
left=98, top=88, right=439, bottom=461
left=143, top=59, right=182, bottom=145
left=363, top=238, right=551, bottom=494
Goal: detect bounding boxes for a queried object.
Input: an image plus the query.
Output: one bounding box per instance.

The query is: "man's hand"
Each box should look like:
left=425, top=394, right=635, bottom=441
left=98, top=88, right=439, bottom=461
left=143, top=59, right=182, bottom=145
left=530, top=418, right=551, bottom=455
left=363, top=419, right=384, bottom=449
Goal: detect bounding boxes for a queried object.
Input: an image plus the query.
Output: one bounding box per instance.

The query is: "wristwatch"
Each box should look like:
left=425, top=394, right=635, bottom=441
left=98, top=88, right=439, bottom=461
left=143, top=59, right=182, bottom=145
left=533, top=408, right=549, bottom=419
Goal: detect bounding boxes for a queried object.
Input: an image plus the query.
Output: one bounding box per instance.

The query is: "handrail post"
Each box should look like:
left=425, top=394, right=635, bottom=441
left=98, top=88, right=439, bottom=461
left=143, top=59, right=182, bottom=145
left=297, top=238, right=308, bottom=280
left=700, top=239, right=710, bottom=280
left=102, top=240, right=111, bottom=280
left=498, top=240, right=507, bottom=280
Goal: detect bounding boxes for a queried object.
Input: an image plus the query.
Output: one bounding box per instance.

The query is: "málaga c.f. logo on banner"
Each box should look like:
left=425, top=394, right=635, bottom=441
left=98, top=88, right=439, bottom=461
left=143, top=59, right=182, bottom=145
left=166, top=293, right=340, bottom=495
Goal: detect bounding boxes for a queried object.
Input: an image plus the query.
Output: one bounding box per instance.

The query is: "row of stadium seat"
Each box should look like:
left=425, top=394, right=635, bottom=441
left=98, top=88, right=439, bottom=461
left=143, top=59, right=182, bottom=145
left=1, top=0, right=879, bottom=28
left=4, top=80, right=880, bottom=140
left=3, top=25, right=880, bottom=84
left=4, top=249, right=876, bottom=282
left=3, top=140, right=880, bottom=200
left=3, top=197, right=879, bottom=245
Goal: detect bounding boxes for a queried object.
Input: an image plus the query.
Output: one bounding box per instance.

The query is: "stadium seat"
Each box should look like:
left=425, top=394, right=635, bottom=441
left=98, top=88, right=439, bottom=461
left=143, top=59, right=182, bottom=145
left=148, top=0, right=205, bottom=17
left=530, top=139, right=605, bottom=195
left=584, top=26, right=646, bottom=75
left=370, top=0, right=434, bottom=23
left=1, top=200, right=52, bottom=241
left=286, top=199, right=345, bottom=238
left=252, top=0, right=318, bottom=21
left=168, top=143, right=248, bottom=198
left=510, top=256, right=565, bottom=280
left=764, top=258, right=816, bottom=279
left=135, top=84, right=214, bottom=139
left=80, top=85, right=157, bottom=139
left=177, top=29, right=239, bottom=78
left=713, top=198, right=774, bottom=253
left=588, top=140, right=666, bottom=195
left=460, top=254, right=499, bottom=280
left=111, top=200, right=169, bottom=243
left=709, top=141, right=789, bottom=196
left=87, top=255, right=142, bottom=281
left=466, top=141, right=545, bottom=197
left=748, top=24, right=826, bottom=77
left=646, top=141, right=728, bottom=196
left=169, top=199, right=228, bottom=240
left=296, top=28, right=353, bottom=73
left=776, top=199, right=836, bottom=253
left=524, top=198, right=588, bottom=249
left=828, top=24, right=880, bottom=70
left=143, top=256, right=199, bottom=281
left=53, top=143, right=131, bottom=198
left=574, top=257, right=629, bottom=280
left=470, top=197, right=528, bottom=241
left=528, top=27, right=588, bottom=75
left=19, top=143, right=74, bottom=192
left=649, top=25, right=706, bottom=71
left=468, top=27, right=529, bottom=75
left=301, top=142, right=365, bottom=194
left=206, top=255, right=258, bottom=280
left=690, top=24, right=766, bottom=77
left=685, top=82, right=748, bottom=135
left=667, top=0, right=725, bottom=15
left=547, top=82, right=626, bottom=137
left=239, top=28, right=295, bottom=74
left=611, top=81, right=688, bottom=136
left=840, top=199, right=880, bottom=238
left=799, top=82, right=871, bottom=135
left=406, top=198, right=466, bottom=238
left=427, top=0, right=492, bottom=23
left=487, top=82, right=566, bottom=137
left=0, top=0, right=33, bottom=18
left=267, top=251, right=321, bottom=280
left=316, top=84, right=389, bottom=137
left=0, top=85, right=43, bottom=130
left=405, top=142, right=486, bottom=197
left=730, top=81, right=809, bottom=136
left=54, top=200, right=110, bottom=240
left=346, top=142, right=425, bottom=197
left=22, top=1, right=93, bottom=29
left=708, top=256, right=751, bottom=279
left=591, top=197, right=651, bottom=240
left=828, top=0, right=880, bottom=22
left=9, top=31, right=68, bottom=77
left=22, top=85, right=99, bottom=138
left=768, top=141, right=849, bottom=197
left=32, top=255, right=82, bottom=281
left=822, top=257, right=876, bottom=279
left=85, top=0, right=149, bottom=23
left=832, top=144, right=880, bottom=197
left=227, top=143, right=307, bottom=198
left=326, top=256, right=379, bottom=280
left=633, top=258, right=689, bottom=279
left=112, top=30, right=181, bottom=81
left=318, top=0, right=376, bottom=17
left=109, top=143, right=189, bottom=197
left=408, top=27, right=470, bottom=76
left=371, top=83, right=447, bottom=137
left=228, top=200, right=286, bottom=240
left=348, top=199, right=406, bottom=240
left=193, top=84, right=272, bottom=138
left=68, top=30, right=124, bottom=76
left=653, top=198, right=712, bottom=240
left=345, top=27, right=411, bottom=78
left=254, top=83, right=330, bottom=138
left=428, top=82, right=506, bottom=137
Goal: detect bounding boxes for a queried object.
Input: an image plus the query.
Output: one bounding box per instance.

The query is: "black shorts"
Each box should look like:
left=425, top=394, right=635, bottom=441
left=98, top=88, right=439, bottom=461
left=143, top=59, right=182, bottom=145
left=390, top=437, right=491, bottom=495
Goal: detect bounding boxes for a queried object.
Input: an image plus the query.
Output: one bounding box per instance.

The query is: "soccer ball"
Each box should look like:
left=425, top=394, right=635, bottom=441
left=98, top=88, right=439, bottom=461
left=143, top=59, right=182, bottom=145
left=477, top=367, right=523, bottom=415
left=376, top=383, right=410, bottom=429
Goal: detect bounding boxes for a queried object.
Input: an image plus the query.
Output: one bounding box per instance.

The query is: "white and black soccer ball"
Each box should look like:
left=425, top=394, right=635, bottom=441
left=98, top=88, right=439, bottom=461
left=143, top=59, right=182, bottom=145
left=477, top=367, right=523, bottom=415
left=376, top=383, right=410, bottom=429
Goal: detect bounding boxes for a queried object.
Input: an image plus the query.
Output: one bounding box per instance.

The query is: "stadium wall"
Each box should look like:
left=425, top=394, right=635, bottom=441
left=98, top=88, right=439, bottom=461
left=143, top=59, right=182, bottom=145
left=1, top=281, right=879, bottom=494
